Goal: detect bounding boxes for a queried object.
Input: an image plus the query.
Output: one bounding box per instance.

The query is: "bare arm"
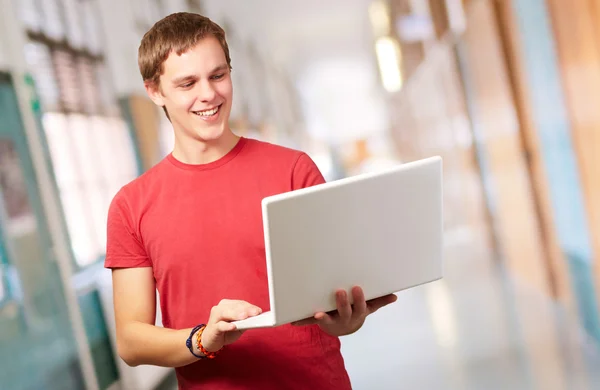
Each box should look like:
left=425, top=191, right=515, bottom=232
left=112, top=267, right=262, bottom=367
left=112, top=267, right=201, bottom=367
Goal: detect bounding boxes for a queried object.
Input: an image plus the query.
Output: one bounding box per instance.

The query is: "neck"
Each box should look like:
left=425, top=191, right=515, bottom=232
left=172, top=129, right=240, bottom=165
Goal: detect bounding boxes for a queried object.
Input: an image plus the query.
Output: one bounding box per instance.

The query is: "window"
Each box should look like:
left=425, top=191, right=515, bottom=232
left=20, top=0, right=139, bottom=267
left=0, top=139, right=37, bottom=303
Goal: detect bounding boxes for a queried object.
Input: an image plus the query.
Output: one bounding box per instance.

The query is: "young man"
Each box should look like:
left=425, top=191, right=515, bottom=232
left=105, top=12, right=397, bottom=389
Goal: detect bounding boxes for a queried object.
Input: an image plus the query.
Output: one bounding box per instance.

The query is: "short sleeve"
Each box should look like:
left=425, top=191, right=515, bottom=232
left=104, top=189, right=151, bottom=269
left=291, top=153, right=326, bottom=190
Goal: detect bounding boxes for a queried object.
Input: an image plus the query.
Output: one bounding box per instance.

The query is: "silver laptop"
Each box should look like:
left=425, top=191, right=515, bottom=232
left=232, top=156, right=443, bottom=330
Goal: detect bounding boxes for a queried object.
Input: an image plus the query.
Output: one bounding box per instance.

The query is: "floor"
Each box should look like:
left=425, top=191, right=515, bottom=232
left=161, top=230, right=600, bottom=390
left=340, top=231, right=600, bottom=390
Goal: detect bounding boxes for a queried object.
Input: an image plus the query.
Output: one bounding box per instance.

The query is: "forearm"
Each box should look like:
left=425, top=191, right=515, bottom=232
left=118, top=321, right=203, bottom=367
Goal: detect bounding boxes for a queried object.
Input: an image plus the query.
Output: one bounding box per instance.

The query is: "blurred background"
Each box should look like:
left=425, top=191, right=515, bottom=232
left=0, top=0, right=600, bottom=389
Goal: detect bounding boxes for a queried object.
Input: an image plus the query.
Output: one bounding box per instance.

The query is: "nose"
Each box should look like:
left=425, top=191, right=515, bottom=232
left=198, top=80, right=216, bottom=102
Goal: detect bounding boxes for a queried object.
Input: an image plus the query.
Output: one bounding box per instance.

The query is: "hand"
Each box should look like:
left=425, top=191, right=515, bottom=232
left=200, top=299, right=262, bottom=353
left=292, top=286, right=397, bottom=337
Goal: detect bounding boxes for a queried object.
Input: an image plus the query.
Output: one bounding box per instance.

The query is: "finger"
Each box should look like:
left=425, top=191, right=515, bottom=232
left=241, top=302, right=263, bottom=312
left=315, top=312, right=336, bottom=327
left=246, top=305, right=262, bottom=316
left=235, top=302, right=262, bottom=316
left=292, top=316, right=318, bottom=326
left=366, top=293, right=397, bottom=306
left=367, top=294, right=398, bottom=314
left=336, top=290, right=352, bottom=320
left=351, top=286, right=368, bottom=318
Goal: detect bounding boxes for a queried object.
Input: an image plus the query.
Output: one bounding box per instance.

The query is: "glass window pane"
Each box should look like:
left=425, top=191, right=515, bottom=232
left=0, top=140, right=34, bottom=221
left=66, top=115, right=107, bottom=260
left=52, top=49, right=81, bottom=112
left=87, top=184, right=109, bottom=256
left=59, top=187, right=97, bottom=266
left=42, top=113, right=79, bottom=188
left=23, top=43, right=61, bottom=112
left=62, top=0, right=85, bottom=49
left=87, top=116, right=112, bottom=183
left=18, top=0, right=43, bottom=32
left=110, top=118, right=139, bottom=180
left=39, top=0, right=66, bottom=41
left=95, top=64, right=119, bottom=116
left=68, top=114, right=102, bottom=182
left=86, top=117, right=136, bottom=255
left=89, top=116, right=119, bottom=183
left=80, top=1, right=102, bottom=54
left=77, top=57, right=100, bottom=115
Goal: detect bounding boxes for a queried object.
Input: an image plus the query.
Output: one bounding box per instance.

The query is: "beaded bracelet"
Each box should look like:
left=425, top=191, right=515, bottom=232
left=196, top=324, right=222, bottom=359
left=186, top=324, right=205, bottom=359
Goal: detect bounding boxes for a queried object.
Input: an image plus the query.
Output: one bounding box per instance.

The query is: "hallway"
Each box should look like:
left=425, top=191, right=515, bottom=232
left=340, top=229, right=600, bottom=389
left=158, top=229, right=600, bottom=390
left=2, top=1, right=600, bottom=389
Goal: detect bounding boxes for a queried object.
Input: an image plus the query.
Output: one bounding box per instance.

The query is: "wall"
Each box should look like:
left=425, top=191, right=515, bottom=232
left=493, top=0, right=575, bottom=307
left=458, top=0, right=551, bottom=294
left=387, top=36, right=492, bottom=252
left=456, top=1, right=583, bottom=385
left=545, top=0, right=600, bottom=342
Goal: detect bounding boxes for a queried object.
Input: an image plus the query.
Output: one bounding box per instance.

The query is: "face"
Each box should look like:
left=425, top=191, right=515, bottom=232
left=147, top=36, right=233, bottom=144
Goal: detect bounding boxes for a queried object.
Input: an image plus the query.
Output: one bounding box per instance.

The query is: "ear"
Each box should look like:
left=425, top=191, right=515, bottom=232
left=145, top=80, right=166, bottom=107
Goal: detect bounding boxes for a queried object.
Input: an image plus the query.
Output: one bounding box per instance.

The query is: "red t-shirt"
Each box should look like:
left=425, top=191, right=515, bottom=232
left=105, top=137, right=352, bottom=389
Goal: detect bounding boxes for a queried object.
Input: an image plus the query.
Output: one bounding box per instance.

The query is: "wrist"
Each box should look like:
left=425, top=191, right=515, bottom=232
left=196, top=325, right=222, bottom=358
left=199, top=327, right=221, bottom=353
left=186, top=325, right=206, bottom=359
left=192, top=329, right=206, bottom=356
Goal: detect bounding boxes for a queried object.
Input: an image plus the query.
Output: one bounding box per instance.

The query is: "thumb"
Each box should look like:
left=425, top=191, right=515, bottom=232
left=316, top=312, right=336, bottom=327
left=216, top=321, right=237, bottom=333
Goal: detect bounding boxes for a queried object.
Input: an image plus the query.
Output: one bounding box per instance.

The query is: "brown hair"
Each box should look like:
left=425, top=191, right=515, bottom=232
left=138, top=12, right=232, bottom=90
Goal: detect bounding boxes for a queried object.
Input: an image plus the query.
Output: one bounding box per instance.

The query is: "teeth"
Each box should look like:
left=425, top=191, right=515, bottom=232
left=194, top=106, right=219, bottom=116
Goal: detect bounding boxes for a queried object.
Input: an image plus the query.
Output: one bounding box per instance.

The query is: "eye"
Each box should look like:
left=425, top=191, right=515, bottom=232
left=211, top=74, right=225, bottom=80
left=181, top=81, right=195, bottom=88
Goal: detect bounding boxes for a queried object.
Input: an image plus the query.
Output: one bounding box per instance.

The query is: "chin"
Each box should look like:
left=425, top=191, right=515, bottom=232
left=193, top=125, right=227, bottom=142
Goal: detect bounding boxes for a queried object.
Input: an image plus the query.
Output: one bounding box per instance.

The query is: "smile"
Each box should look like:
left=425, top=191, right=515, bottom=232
left=192, top=105, right=221, bottom=117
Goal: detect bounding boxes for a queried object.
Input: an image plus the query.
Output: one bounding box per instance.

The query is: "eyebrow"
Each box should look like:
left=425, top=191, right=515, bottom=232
left=211, top=64, right=229, bottom=73
left=171, top=64, right=229, bottom=85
